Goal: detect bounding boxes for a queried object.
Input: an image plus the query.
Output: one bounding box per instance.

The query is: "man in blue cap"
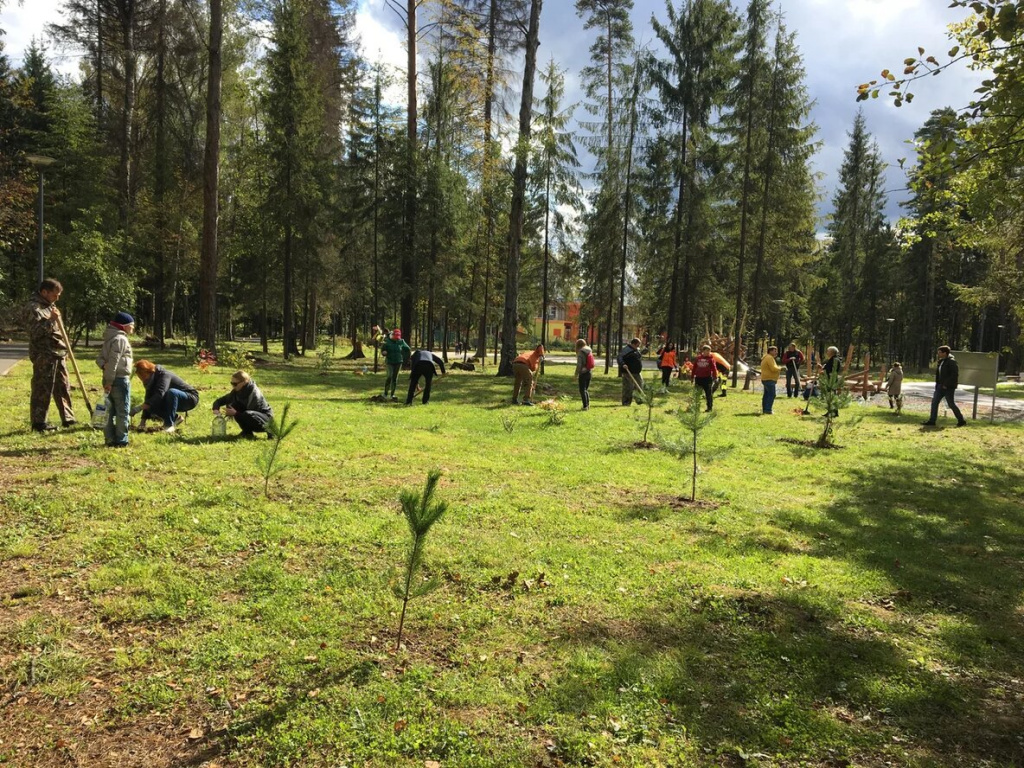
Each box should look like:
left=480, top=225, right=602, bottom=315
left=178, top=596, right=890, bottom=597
left=96, top=311, right=135, bottom=446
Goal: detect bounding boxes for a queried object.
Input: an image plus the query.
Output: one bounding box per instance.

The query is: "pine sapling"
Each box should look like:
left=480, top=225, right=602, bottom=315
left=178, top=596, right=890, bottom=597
left=811, top=371, right=852, bottom=448
left=673, top=385, right=716, bottom=501
left=629, top=371, right=662, bottom=447
left=256, top=403, right=298, bottom=498
left=393, top=470, right=449, bottom=650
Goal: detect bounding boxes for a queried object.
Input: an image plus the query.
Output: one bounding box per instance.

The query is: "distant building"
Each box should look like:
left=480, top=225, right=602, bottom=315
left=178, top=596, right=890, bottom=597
left=530, top=301, right=642, bottom=345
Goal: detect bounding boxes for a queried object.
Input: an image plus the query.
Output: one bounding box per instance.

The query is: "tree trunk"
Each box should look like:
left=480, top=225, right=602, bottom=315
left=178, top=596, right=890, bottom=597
left=477, top=0, right=498, bottom=362
left=401, top=0, right=417, bottom=342
left=197, top=0, right=222, bottom=353
left=119, top=2, right=137, bottom=228
left=666, top=115, right=688, bottom=344
left=617, top=63, right=641, bottom=361
left=153, top=0, right=168, bottom=348
left=497, top=0, right=542, bottom=377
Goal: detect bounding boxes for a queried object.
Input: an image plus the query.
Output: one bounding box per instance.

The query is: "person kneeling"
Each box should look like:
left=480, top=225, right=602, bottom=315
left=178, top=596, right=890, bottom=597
left=135, top=360, right=200, bottom=432
left=212, top=370, right=273, bottom=438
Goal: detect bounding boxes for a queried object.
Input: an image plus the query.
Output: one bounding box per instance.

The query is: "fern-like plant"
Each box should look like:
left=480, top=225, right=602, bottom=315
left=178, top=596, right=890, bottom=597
left=393, top=470, right=449, bottom=650
left=256, top=403, right=298, bottom=498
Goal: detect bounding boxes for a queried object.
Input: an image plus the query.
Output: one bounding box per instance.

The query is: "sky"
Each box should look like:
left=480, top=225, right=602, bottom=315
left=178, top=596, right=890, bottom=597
left=1, top=0, right=984, bottom=224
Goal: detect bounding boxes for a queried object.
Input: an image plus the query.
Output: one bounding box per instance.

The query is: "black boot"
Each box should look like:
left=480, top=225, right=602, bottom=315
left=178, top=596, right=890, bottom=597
left=32, top=423, right=57, bottom=432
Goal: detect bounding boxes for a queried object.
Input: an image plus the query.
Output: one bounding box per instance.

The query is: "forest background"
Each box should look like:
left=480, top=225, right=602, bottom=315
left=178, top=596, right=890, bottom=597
left=0, top=0, right=1022, bottom=375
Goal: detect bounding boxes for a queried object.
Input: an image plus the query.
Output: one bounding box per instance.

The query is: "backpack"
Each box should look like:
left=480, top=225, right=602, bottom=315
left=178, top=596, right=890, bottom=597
left=585, top=351, right=596, bottom=370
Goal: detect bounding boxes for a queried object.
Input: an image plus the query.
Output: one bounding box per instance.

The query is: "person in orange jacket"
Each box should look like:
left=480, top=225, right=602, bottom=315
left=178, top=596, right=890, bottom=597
left=657, top=342, right=678, bottom=388
left=511, top=344, right=545, bottom=405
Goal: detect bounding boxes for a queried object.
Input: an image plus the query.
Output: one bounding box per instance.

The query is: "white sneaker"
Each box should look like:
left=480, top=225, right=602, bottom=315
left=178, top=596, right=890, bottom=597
left=162, top=425, right=176, bottom=433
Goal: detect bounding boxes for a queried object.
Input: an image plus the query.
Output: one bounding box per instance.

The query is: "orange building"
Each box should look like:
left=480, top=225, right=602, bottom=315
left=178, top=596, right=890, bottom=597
left=530, top=302, right=641, bottom=345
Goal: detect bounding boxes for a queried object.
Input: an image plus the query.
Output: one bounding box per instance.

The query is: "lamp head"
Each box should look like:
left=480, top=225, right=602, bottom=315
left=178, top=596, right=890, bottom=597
left=25, top=154, right=57, bottom=169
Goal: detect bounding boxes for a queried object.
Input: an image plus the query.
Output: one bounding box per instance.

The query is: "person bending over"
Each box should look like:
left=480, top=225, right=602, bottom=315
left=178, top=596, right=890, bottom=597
left=406, top=350, right=447, bottom=405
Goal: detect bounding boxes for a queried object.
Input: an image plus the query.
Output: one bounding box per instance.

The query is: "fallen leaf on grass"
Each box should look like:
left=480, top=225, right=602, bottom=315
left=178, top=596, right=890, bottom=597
left=394, top=719, right=407, bottom=733
left=187, top=728, right=204, bottom=741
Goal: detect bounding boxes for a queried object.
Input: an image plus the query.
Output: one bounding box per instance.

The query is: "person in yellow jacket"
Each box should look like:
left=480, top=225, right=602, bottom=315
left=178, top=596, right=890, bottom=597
left=760, top=345, right=783, bottom=415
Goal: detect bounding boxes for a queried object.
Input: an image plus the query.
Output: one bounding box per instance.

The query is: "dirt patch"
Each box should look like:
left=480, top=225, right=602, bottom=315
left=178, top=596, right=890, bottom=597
left=778, top=437, right=843, bottom=450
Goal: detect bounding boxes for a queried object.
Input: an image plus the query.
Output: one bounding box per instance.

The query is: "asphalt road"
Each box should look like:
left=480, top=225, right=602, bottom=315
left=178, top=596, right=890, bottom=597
left=0, top=343, right=28, bottom=376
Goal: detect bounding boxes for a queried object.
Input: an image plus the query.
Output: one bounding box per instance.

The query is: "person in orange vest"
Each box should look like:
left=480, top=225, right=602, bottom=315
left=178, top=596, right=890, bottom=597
left=657, top=342, right=677, bottom=388
left=511, top=344, right=545, bottom=405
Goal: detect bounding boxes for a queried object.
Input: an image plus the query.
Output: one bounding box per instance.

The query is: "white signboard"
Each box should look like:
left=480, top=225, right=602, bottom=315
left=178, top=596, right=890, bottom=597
left=952, top=351, right=999, bottom=389
left=952, top=350, right=1000, bottom=421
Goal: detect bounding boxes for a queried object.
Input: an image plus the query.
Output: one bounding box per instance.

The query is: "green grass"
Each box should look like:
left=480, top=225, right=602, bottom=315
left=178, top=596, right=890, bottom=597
left=0, top=344, right=1023, bottom=767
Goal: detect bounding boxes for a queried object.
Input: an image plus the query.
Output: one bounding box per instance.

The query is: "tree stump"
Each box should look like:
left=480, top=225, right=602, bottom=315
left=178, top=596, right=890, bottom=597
left=343, top=341, right=366, bottom=359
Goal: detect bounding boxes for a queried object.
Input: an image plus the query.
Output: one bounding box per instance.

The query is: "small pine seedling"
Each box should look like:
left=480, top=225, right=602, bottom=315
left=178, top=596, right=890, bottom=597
left=393, top=470, right=449, bottom=650
left=629, top=371, right=662, bottom=446
left=256, top=403, right=298, bottom=498
left=811, top=371, right=853, bottom=448
left=673, top=385, right=716, bottom=501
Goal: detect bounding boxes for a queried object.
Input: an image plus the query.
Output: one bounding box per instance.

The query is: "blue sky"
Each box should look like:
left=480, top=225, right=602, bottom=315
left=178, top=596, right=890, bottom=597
left=2, top=0, right=983, bottom=223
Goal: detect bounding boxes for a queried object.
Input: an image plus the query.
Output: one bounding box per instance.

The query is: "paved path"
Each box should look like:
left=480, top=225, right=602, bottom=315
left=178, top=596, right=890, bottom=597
left=896, top=381, right=1024, bottom=420
left=0, top=344, right=28, bottom=376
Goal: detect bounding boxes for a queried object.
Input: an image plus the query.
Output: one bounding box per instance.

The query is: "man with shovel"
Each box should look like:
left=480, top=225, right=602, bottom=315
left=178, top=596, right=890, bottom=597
left=22, top=278, right=75, bottom=432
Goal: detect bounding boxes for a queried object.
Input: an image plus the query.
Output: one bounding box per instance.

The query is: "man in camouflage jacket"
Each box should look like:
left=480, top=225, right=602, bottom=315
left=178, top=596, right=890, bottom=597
left=23, top=278, right=75, bottom=431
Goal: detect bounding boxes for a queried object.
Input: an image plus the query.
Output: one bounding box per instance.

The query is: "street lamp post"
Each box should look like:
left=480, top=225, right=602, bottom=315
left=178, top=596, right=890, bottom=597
left=25, top=155, right=57, bottom=285
left=886, top=318, right=895, bottom=367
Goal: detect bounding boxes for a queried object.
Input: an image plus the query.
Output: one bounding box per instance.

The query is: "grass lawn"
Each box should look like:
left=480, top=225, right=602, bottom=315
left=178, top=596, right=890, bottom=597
left=1, top=345, right=1023, bottom=767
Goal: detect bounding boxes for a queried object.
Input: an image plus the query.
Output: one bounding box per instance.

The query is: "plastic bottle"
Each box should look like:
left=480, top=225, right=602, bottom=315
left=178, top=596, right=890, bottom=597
left=91, top=397, right=109, bottom=430
left=211, top=412, right=228, bottom=438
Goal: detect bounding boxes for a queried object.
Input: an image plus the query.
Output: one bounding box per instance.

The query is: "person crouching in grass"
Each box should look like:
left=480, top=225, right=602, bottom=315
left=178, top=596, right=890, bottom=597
left=212, top=370, right=273, bottom=438
left=134, top=360, right=200, bottom=433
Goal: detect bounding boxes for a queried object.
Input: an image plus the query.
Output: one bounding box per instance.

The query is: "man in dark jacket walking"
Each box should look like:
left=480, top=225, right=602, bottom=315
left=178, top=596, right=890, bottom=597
left=405, top=350, right=447, bottom=405
left=923, top=345, right=967, bottom=427
left=212, top=370, right=273, bottom=437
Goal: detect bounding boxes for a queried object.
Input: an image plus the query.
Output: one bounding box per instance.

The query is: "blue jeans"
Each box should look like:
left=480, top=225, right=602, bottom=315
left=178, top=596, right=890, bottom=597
left=105, top=377, right=131, bottom=446
left=929, top=387, right=964, bottom=424
left=152, top=388, right=199, bottom=426
left=762, top=380, right=777, bottom=414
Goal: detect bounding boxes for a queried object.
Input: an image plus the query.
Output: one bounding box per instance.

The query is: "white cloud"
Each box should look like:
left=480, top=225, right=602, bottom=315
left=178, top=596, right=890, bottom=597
left=1, top=0, right=78, bottom=76
left=353, top=1, right=407, bottom=104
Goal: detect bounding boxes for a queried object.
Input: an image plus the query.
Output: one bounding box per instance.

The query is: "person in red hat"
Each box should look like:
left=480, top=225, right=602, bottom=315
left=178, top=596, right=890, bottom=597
left=381, top=329, right=411, bottom=401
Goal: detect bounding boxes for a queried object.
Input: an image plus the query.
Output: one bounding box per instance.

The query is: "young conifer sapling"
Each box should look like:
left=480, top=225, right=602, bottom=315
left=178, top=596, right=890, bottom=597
left=257, top=403, right=298, bottom=498
left=393, top=470, right=449, bottom=650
